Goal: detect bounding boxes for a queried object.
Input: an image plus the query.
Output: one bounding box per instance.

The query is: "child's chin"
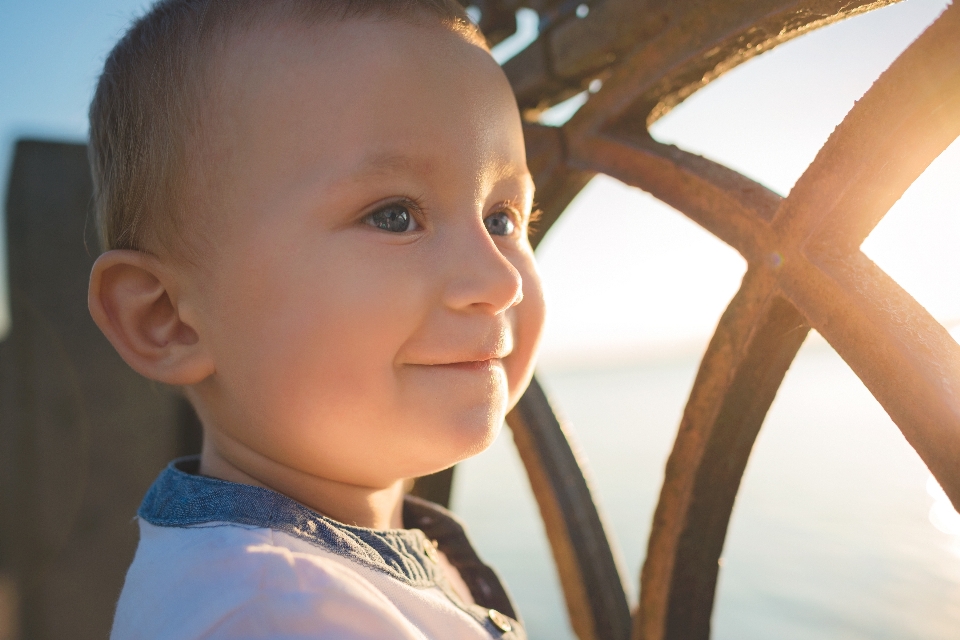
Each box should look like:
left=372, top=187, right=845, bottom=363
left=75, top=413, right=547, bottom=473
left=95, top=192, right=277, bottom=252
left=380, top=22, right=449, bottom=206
left=408, top=412, right=504, bottom=475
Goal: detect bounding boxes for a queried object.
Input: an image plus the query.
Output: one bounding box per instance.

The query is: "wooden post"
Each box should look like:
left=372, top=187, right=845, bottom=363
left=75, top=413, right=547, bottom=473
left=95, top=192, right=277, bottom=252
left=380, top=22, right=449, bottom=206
left=0, top=140, right=201, bottom=640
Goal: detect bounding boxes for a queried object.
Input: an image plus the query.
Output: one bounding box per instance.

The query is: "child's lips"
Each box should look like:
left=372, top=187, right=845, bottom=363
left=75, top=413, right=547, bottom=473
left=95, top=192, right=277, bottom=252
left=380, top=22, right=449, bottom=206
left=404, top=326, right=513, bottom=369
left=434, top=358, right=504, bottom=372
left=406, top=350, right=510, bottom=371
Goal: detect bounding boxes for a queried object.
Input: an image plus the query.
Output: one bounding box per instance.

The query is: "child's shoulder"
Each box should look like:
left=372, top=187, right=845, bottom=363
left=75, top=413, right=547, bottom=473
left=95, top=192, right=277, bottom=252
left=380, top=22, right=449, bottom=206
left=113, top=520, right=426, bottom=639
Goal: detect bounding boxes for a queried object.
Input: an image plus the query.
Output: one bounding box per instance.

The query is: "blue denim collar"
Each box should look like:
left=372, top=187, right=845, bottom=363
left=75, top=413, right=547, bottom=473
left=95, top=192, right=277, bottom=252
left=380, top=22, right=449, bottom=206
left=139, top=457, right=442, bottom=588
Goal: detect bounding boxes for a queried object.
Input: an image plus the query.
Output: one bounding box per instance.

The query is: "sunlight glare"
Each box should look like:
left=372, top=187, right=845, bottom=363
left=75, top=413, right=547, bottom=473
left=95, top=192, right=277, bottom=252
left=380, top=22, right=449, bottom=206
left=490, top=8, right=539, bottom=65
left=862, top=138, right=960, bottom=325
left=927, top=475, right=960, bottom=536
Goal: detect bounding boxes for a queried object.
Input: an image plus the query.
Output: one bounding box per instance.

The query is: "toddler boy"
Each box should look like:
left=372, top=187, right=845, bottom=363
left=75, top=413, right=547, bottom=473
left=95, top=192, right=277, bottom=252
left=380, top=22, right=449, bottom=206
left=86, top=0, right=545, bottom=638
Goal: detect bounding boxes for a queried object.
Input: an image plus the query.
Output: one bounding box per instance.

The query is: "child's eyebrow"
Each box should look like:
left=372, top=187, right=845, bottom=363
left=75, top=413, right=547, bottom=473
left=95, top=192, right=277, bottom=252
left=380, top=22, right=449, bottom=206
left=489, top=164, right=535, bottom=194
left=346, top=152, right=438, bottom=180
left=339, top=151, right=534, bottom=191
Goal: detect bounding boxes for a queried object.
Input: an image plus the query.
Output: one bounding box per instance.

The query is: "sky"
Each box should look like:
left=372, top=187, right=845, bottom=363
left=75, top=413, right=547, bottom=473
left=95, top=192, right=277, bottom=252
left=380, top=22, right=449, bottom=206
left=0, top=0, right=957, bottom=366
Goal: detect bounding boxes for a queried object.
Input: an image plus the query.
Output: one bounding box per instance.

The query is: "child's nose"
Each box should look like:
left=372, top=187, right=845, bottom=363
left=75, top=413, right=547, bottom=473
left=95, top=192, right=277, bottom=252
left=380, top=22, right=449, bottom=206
left=440, top=224, right=523, bottom=315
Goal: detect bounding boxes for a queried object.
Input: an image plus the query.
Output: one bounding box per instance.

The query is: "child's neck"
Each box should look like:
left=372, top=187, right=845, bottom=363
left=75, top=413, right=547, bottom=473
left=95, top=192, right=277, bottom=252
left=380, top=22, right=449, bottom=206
left=199, top=440, right=406, bottom=530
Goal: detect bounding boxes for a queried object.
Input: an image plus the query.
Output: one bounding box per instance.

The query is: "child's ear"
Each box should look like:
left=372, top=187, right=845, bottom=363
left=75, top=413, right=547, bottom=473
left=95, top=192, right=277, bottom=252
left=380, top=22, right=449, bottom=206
left=88, top=250, right=215, bottom=386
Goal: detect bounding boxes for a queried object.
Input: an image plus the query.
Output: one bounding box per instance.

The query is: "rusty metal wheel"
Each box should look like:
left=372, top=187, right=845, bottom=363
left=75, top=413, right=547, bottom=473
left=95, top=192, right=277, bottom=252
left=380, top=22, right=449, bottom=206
left=466, top=1, right=960, bottom=639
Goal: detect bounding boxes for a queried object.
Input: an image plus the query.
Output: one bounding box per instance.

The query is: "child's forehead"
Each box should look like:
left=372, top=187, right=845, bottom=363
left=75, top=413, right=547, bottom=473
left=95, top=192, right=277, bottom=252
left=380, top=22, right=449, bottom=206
left=211, top=23, right=525, bottom=165
left=218, top=16, right=491, bottom=82
left=212, top=19, right=513, bottom=133
left=192, top=18, right=530, bottom=218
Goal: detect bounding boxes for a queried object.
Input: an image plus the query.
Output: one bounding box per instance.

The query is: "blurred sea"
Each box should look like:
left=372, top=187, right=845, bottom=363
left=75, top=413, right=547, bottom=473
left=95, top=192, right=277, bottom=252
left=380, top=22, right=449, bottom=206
left=450, top=336, right=960, bottom=640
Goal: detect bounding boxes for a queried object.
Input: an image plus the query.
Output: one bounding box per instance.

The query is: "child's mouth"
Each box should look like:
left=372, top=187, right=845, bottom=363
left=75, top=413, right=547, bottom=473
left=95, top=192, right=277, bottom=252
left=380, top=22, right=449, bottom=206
left=434, top=358, right=504, bottom=372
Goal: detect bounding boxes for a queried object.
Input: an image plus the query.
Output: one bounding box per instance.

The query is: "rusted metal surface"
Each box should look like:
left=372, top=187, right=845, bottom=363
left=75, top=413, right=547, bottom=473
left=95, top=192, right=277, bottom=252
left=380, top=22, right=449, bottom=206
left=468, top=0, right=960, bottom=638
left=505, top=0, right=899, bottom=119
left=773, top=6, right=960, bottom=514
left=506, top=378, right=631, bottom=640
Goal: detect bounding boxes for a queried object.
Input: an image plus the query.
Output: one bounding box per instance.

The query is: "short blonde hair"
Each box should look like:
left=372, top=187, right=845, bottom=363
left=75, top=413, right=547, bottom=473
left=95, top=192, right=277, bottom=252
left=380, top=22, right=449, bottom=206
left=89, top=0, right=484, bottom=253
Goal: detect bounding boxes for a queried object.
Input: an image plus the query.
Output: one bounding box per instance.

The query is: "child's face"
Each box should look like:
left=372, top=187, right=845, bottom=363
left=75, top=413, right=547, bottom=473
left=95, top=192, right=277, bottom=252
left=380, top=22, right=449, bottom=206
left=182, top=19, right=544, bottom=488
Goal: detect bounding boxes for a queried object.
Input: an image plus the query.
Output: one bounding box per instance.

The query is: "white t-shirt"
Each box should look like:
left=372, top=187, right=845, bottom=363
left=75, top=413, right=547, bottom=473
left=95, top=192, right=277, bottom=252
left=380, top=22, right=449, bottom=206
left=111, top=458, right=523, bottom=640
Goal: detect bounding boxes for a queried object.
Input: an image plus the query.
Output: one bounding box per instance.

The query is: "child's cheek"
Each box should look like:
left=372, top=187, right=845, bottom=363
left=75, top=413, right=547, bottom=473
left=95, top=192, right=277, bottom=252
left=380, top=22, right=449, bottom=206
left=505, top=250, right=546, bottom=406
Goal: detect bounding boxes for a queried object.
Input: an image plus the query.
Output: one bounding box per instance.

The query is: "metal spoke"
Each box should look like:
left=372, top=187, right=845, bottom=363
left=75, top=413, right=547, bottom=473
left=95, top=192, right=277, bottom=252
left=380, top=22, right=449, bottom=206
left=781, top=253, right=960, bottom=508
left=636, top=269, right=809, bottom=640
left=556, top=0, right=895, bottom=135
left=522, top=124, right=594, bottom=249
left=508, top=378, right=632, bottom=640
left=568, top=131, right=779, bottom=259
left=505, top=0, right=899, bottom=120
left=772, top=1, right=960, bottom=249
left=768, top=3, right=960, bottom=508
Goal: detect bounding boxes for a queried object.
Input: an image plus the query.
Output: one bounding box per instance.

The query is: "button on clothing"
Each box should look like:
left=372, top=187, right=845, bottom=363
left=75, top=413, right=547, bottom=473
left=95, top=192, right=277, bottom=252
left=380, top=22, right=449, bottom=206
left=111, top=457, right=525, bottom=640
left=422, top=538, right=440, bottom=563
left=488, top=609, right=513, bottom=632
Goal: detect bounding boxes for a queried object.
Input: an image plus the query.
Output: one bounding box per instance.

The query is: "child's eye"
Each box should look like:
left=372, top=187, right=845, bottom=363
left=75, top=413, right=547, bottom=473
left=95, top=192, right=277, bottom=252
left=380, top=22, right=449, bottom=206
left=484, top=211, right=515, bottom=237
left=364, top=202, right=420, bottom=233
